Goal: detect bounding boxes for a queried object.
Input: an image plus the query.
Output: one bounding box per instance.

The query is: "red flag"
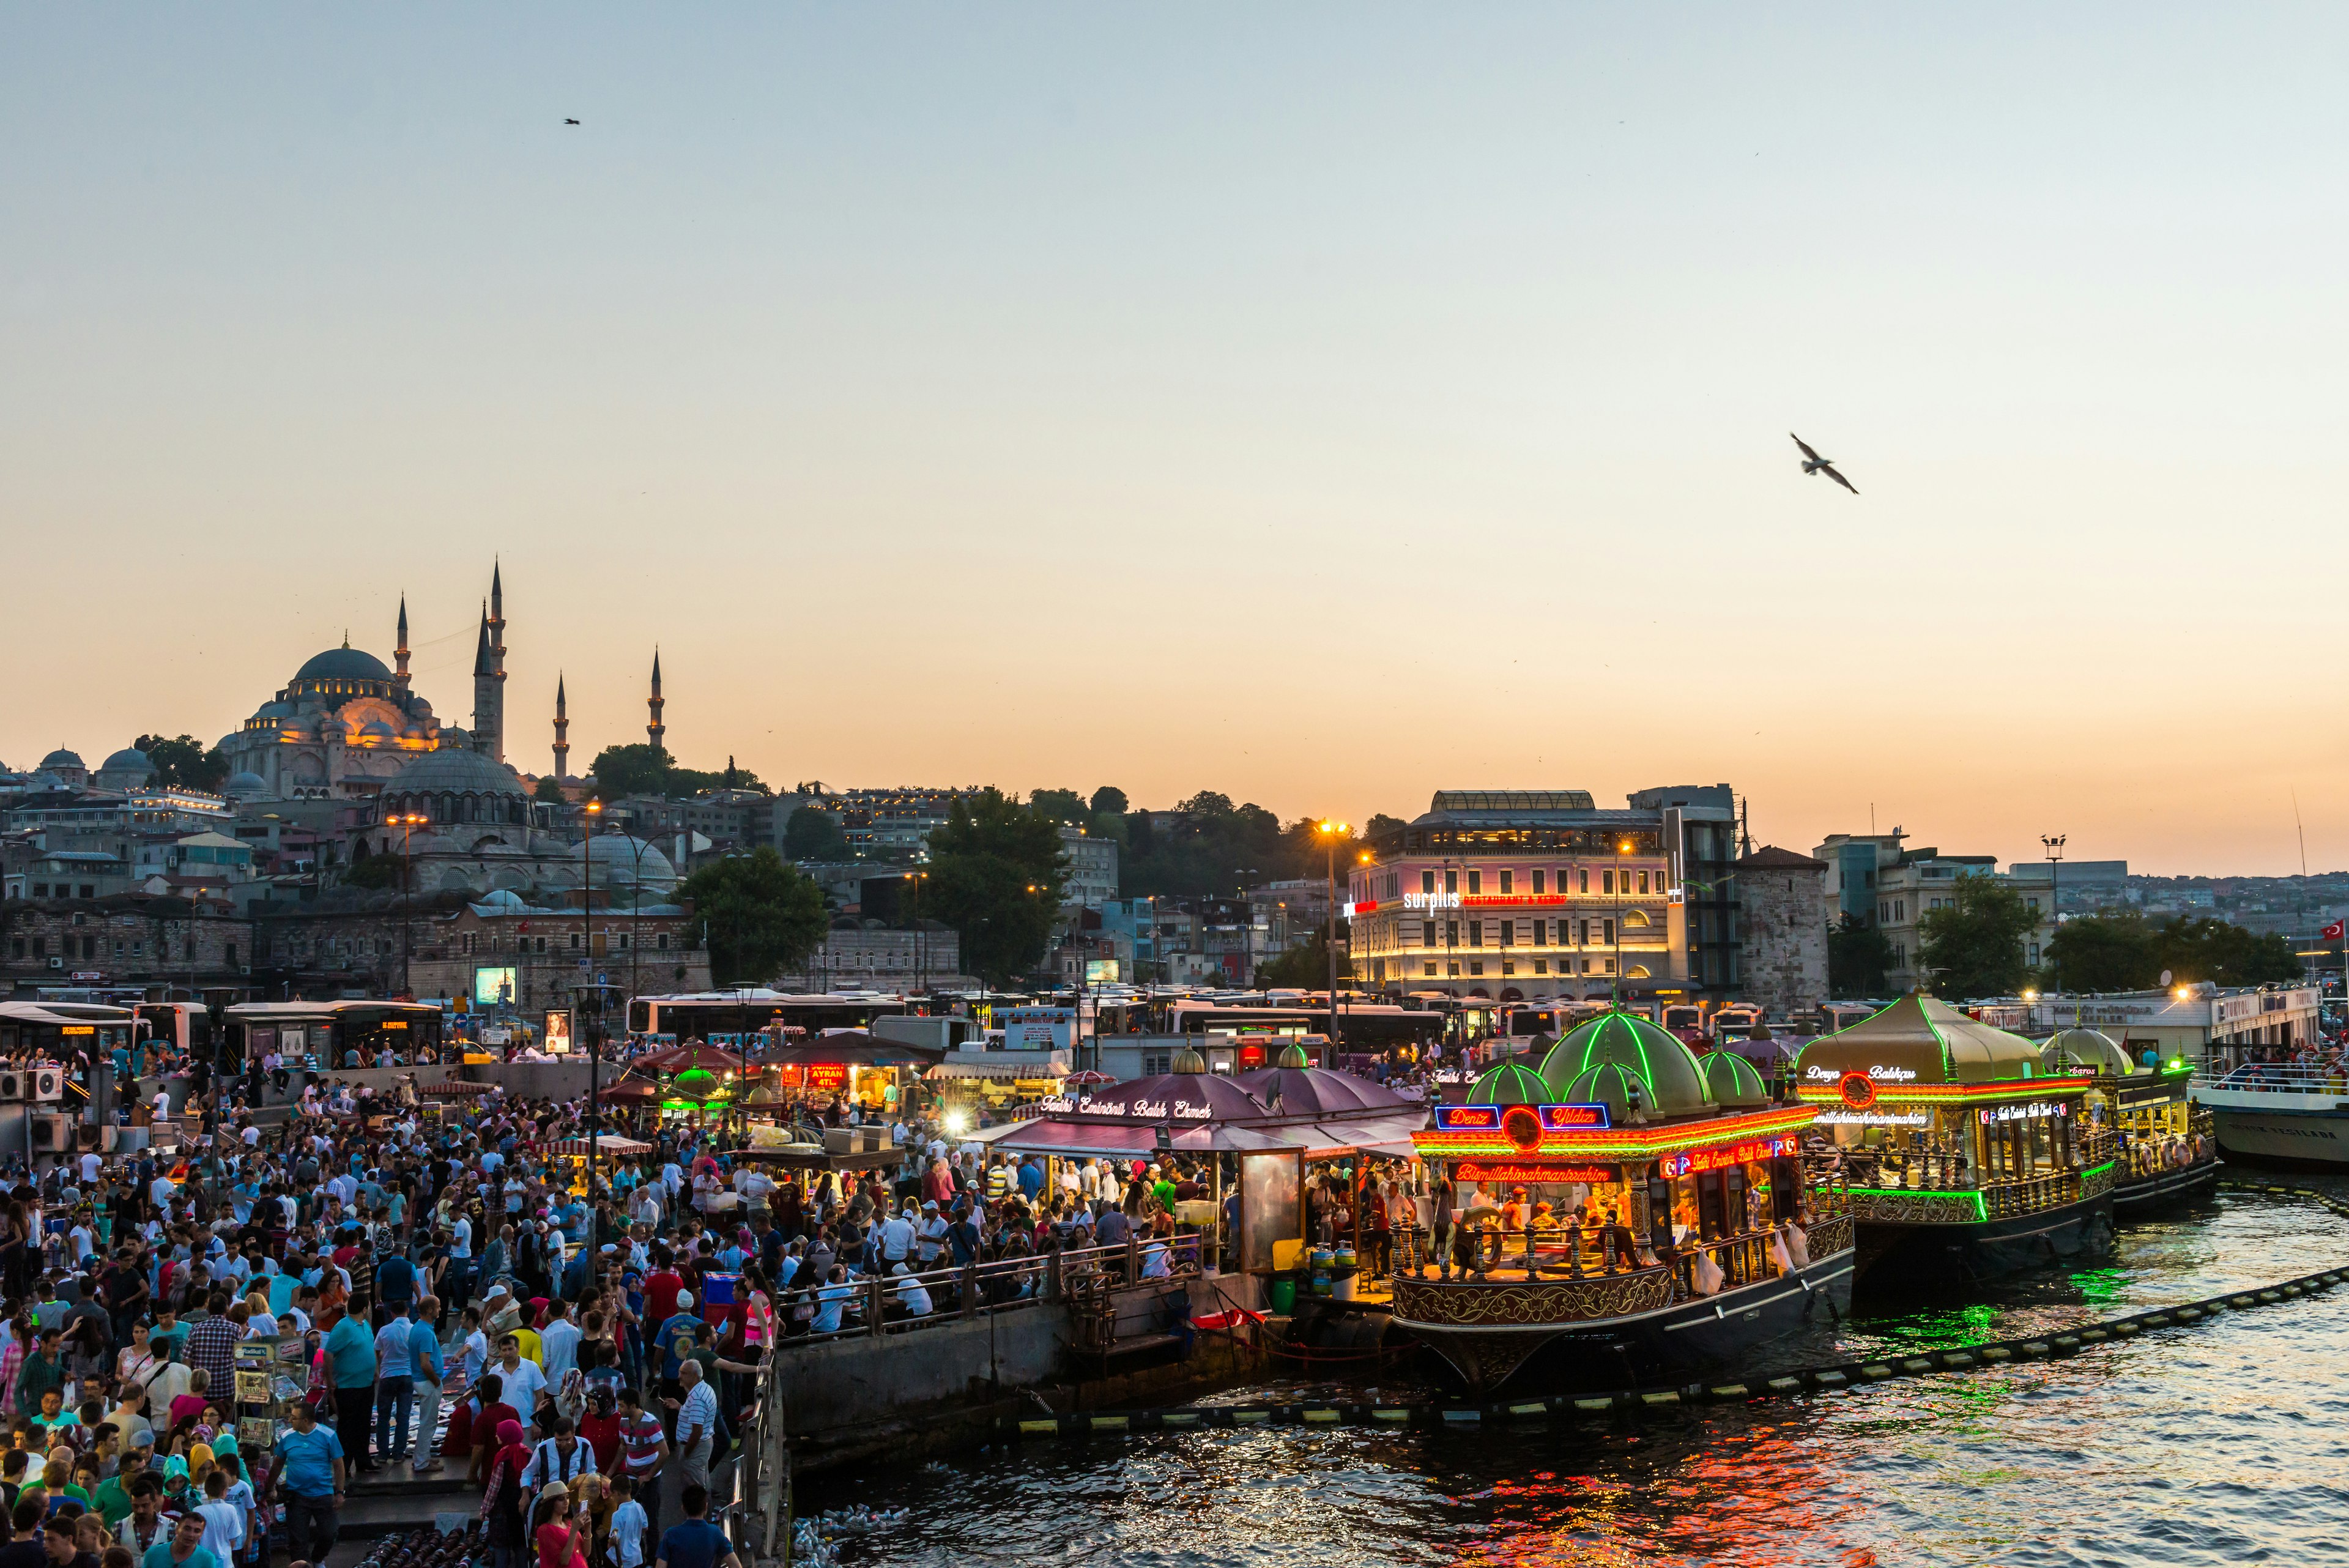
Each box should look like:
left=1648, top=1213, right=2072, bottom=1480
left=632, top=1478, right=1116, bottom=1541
left=2324, top=920, right=2345, bottom=942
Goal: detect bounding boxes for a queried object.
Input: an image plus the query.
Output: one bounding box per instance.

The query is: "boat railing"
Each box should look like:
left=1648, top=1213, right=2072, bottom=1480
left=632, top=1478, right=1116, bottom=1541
left=2198, top=1065, right=2349, bottom=1096
left=1981, top=1170, right=2080, bottom=1219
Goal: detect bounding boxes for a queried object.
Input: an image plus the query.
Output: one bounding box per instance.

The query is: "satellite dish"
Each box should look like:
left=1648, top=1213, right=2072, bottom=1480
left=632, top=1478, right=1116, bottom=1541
left=2159, top=969, right=2173, bottom=988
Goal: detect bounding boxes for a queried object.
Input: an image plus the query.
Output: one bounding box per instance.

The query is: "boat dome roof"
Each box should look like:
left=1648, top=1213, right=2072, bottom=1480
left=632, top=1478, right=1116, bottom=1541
left=1701, top=1050, right=1772, bottom=1110
left=1540, top=1011, right=1715, bottom=1115
left=1468, top=1060, right=1549, bottom=1106
left=1794, top=994, right=2041, bottom=1086
left=2040, top=1027, right=2137, bottom=1077
left=1274, top=1041, right=1312, bottom=1069
left=1563, top=1061, right=1648, bottom=1124
left=1170, top=1046, right=1208, bottom=1075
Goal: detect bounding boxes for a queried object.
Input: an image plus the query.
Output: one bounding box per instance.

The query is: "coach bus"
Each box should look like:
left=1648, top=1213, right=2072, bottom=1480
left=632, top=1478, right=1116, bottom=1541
left=222, top=1000, right=447, bottom=1068
left=625, top=990, right=909, bottom=1039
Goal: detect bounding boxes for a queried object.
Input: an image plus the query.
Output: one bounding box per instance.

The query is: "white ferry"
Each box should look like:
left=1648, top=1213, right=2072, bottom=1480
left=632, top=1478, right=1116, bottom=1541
left=2191, top=1063, right=2349, bottom=1169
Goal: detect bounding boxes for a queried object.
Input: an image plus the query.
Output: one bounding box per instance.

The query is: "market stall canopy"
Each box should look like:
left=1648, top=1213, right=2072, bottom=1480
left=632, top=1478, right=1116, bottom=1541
left=1794, top=994, right=2042, bottom=1086
left=551, top=1133, right=654, bottom=1156
left=1232, top=1065, right=1420, bottom=1117
left=634, top=1044, right=757, bottom=1076
left=927, top=1059, right=1070, bottom=1082
left=597, top=1077, right=663, bottom=1102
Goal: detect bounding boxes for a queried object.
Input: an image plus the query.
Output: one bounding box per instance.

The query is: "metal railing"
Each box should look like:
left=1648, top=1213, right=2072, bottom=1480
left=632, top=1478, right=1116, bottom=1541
left=2200, top=1065, right=2349, bottom=1096
left=766, top=1235, right=1201, bottom=1350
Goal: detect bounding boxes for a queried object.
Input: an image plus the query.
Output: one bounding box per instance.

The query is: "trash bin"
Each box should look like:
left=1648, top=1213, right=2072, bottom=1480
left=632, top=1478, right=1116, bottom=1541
left=1269, top=1275, right=1297, bottom=1315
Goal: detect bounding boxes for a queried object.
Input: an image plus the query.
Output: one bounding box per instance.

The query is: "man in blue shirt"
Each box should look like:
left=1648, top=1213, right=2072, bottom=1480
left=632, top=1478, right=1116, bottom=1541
left=324, top=1306, right=379, bottom=1473
left=1016, top=1157, right=1045, bottom=1204
left=654, top=1485, right=740, bottom=1568
left=372, top=1305, right=417, bottom=1466
left=406, top=1293, right=445, bottom=1474
left=270, top=1399, right=346, bottom=1566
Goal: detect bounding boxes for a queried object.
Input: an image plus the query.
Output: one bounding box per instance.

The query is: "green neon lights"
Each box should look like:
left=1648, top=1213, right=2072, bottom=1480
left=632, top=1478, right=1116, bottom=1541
left=1849, top=1185, right=1989, bottom=1222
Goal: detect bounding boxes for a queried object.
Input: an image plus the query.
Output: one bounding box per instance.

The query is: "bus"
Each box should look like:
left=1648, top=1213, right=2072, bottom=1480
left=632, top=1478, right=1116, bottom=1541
left=133, top=1003, right=217, bottom=1063
left=625, top=990, right=909, bottom=1039
left=222, top=1000, right=447, bottom=1069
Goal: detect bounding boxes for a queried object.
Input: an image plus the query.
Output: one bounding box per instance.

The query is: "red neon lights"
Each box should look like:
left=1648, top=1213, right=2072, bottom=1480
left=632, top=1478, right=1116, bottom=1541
left=1434, top=1105, right=1502, bottom=1131
left=1501, top=1106, right=1544, bottom=1152
left=1839, top=1071, right=1877, bottom=1111
left=1660, top=1135, right=1799, bottom=1178
left=1457, top=1161, right=1622, bottom=1187
left=1540, top=1104, right=1611, bottom=1130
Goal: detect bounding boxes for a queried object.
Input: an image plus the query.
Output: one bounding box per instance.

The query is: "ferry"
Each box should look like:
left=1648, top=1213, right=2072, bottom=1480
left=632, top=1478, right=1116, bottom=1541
left=1794, top=995, right=2114, bottom=1285
left=2191, top=1060, right=2349, bottom=1170
left=2039, top=1027, right=2220, bottom=1211
left=1391, top=1011, right=1853, bottom=1394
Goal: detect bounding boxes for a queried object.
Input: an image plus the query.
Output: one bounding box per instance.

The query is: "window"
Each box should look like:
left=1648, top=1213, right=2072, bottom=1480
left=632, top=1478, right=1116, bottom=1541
left=1444, top=869, right=1458, bottom=895
left=1638, top=871, right=1649, bottom=894
left=1466, top=869, right=1482, bottom=896
left=2028, top=943, right=2039, bottom=965
left=1576, top=919, right=1589, bottom=945
left=1532, top=919, right=1546, bottom=945
left=1578, top=868, right=1589, bottom=893
left=1531, top=869, right=1545, bottom=895
left=1422, top=870, right=1436, bottom=895
left=1498, top=922, right=1513, bottom=948
left=1602, top=870, right=1614, bottom=894
left=1499, top=869, right=1513, bottom=896
left=1444, top=920, right=1458, bottom=947
left=225, top=943, right=236, bottom=967
left=1601, top=919, right=1614, bottom=944
left=1445, top=960, right=1460, bottom=977
left=1500, top=960, right=1515, bottom=976
left=570, top=933, right=582, bottom=949
left=1601, top=958, right=1616, bottom=975
left=1468, top=960, right=1483, bottom=976
left=658, top=934, right=670, bottom=950
left=7, top=940, right=18, bottom=959
left=1421, top=920, right=1438, bottom=947
left=1423, top=961, right=1438, bottom=977
left=31, top=885, right=46, bottom=899
left=78, top=886, right=94, bottom=900
left=1533, top=959, right=1548, bottom=975
left=1467, top=921, right=1483, bottom=948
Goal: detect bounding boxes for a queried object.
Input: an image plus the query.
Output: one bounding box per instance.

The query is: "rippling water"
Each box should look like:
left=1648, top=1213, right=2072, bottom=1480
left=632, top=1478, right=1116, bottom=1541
left=797, top=1181, right=2349, bottom=1566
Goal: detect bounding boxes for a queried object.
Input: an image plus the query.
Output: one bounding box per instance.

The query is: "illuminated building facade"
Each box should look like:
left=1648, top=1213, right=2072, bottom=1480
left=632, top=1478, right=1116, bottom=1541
left=1349, top=786, right=1742, bottom=1006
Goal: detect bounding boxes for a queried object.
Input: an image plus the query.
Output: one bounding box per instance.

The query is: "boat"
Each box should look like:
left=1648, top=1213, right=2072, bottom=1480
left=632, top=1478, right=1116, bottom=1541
left=2039, top=1027, right=2220, bottom=1211
left=1389, top=1011, right=1854, bottom=1394
left=2191, top=1061, right=2349, bottom=1169
left=1793, top=995, right=2115, bottom=1285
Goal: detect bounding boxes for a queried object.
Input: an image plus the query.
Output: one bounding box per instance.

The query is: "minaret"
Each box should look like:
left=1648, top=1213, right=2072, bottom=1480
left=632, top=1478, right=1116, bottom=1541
left=647, top=649, right=666, bottom=754
left=471, top=601, right=501, bottom=759
left=552, top=673, right=570, bottom=779
left=393, top=594, right=411, bottom=697
left=484, top=560, right=508, bottom=761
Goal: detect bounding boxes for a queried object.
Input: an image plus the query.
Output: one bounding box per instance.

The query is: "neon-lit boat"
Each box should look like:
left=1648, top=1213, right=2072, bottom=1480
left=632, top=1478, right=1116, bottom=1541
left=1392, top=1011, right=1854, bottom=1393
left=2039, top=1028, right=2220, bottom=1213
left=1793, top=996, right=2115, bottom=1283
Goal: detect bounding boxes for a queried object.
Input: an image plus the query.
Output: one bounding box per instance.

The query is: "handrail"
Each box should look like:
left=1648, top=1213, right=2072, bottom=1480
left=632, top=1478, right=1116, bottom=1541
left=2200, top=1067, right=2349, bottom=1096
left=766, top=1233, right=1199, bottom=1350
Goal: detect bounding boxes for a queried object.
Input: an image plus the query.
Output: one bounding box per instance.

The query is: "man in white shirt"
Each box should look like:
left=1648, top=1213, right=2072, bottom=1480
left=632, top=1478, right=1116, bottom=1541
left=193, top=1473, right=246, bottom=1562
left=891, top=1263, right=932, bottom=1317
left=77, top=1151, right=100, bottom=1186
left=493, top=1335, right=547, bottom=1412
left=876, top=1206, right=916, bottom=1270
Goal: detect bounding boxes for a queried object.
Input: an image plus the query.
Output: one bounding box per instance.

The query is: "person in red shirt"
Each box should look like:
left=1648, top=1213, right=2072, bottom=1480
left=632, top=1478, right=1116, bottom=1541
left=466, top=1372, right=523, bottom=1486
left=642, top=1254, right=683, bottom=1329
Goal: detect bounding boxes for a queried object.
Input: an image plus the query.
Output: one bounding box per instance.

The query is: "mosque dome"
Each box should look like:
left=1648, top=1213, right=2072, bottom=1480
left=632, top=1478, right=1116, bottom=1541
left=1540, top=1012, right=1715, bottom=1117
left=221, top=771, right=272, bottom=800
left=473, top=889, right=530, bottom=913
left=587, top=835, right=678, bottom=885
left=385, top=748, right=527, bottom=797
left=295, top=646, right=395, bottom=684
left=40, top=749, right=83, bottom=770
left=100, top=748, right=154, bottom=775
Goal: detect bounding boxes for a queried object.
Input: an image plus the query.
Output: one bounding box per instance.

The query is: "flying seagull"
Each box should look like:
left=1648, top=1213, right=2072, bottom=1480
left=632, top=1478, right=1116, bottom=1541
left=565, top=118, right=581, bottom=125
left=1791, top=433, right=1858, bottom=494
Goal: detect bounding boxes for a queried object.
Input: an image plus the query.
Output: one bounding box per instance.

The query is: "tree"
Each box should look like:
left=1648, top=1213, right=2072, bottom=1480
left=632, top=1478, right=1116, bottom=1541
left=1120, top=792, right=1287, bottom=897
left=782, top=804, right=848, bottom=862
left=1916, top=875, right=2039, bottom=999
left=924, top=789, right=1067, bottom=985
left=1364, top=813, right=1406, bottom=844
left=135, top=734, right=228, bottom=792
left=587, top=744, right=765, bottom=802
left=2043, top=910, right=2159, bottom=992
left=680, top=848, right=828, bottom=984
left=533, top=776, right=568, bottom=804
left=1827, top=914, right=1896, bottom=998
left=2150, top=916, right=2303, bottom=987
left=1255, top=929, right=1347, bottom=989
left=1089, top=786, right=1128, bottom=815
left=343, top=855, right=408, bottom=893
left=1028, top=789, right=1089, bottom=827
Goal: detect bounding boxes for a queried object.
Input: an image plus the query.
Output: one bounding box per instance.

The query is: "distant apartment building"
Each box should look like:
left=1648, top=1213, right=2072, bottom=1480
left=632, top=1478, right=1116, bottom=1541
left=1059, top=827, right=1119, bottom=907
left=783, top=921, right=965, bottom=991
left=1351, top=786, right=1741, bottom=1004
left=829, top=788, right=981, bottom=860
left=1734, top=847, right=1829, bottom=1016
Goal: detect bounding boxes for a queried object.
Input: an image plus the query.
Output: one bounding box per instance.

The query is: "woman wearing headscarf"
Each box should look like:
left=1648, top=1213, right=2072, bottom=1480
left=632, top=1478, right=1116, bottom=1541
left=479, top=1418, right=533, bottom=1568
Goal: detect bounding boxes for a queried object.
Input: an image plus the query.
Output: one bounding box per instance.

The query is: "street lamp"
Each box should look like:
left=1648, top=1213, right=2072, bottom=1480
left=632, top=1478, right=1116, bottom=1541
left=583, top=797, right=603, bottom=1203
left=1316, top=822, right=1349, bottom=1057
left=2040, top=834, right=2066, bottom=994
left=390, top=811, right=428, bottom=999
left=1614, top=838, right=1635, bottom=1008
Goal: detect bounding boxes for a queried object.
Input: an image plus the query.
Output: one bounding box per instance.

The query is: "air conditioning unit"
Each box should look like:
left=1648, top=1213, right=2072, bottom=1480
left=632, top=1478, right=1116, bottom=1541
left=46, top=958, right=61, bottom=970
left=29, top=1069, right=64, bottom=1103
left=75, top=1124, right=99, bottom=1151
left=29, top=1116, right=70, bottom=1153
left=0, top=1073, right=21, bottom=1102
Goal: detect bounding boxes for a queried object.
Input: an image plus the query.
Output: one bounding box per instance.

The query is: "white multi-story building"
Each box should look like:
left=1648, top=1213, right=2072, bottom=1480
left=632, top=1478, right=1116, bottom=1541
left=1059, top=826, right=1119, bottom=907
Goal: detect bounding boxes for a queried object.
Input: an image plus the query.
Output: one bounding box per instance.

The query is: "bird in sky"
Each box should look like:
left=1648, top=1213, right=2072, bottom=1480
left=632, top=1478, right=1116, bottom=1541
left=565, top=118, right=581, bottom=125
left=1790, top=433, right=1858, bottom=494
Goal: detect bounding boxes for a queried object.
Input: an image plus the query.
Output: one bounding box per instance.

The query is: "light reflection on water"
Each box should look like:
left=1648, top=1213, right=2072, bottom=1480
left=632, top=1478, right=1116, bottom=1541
left=800, top=1183, right=2349, bottom=1567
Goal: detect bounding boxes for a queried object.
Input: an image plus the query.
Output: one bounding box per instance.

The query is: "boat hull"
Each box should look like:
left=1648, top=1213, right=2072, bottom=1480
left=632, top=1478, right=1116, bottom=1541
left=1850, top=1190, right=2112, bottom=1285
left=1390, top=1218, right=1856, bottom=1393
left=2199, top=1096, right=2349, bottom=1170
left=2111, top=1156, right=2221, bottom=1214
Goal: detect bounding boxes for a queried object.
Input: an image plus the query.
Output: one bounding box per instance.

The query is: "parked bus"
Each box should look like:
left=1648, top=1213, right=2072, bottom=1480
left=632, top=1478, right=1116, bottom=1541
left=625, top=990, right=908, bottom=1039
left=222, top=1000, right=446, bottom=1068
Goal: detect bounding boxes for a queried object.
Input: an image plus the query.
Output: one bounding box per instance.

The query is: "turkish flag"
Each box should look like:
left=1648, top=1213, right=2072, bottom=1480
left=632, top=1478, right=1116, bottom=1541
left=2323, top=920, right=2345, bottom=942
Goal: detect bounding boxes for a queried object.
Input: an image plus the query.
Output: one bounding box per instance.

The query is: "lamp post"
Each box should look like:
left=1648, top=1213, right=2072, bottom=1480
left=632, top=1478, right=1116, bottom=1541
left=2039, top=834, right=2066, bottom=993
left=392, top=811, right=427, bottom=999
left=582, top=797, right=603, bottom=1202
left=1316, top=821, right=1349, bottom=1058
left=1614, top=838, right=1635, bottom=1009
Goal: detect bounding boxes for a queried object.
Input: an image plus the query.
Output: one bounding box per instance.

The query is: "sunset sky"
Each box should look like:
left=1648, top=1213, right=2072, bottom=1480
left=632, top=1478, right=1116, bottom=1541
left=6, top=8, right=2347, bottom=875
